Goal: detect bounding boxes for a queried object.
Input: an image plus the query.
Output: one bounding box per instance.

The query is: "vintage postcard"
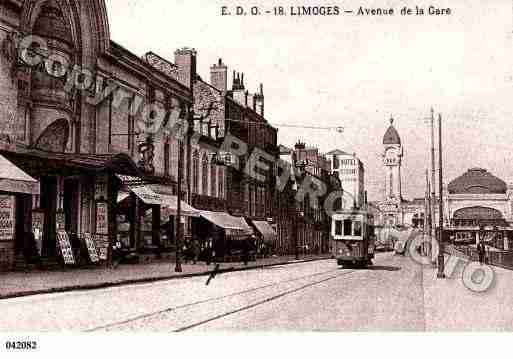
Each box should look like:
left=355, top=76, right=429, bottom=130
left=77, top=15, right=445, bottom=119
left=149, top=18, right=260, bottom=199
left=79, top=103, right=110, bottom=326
left=0, top=0, right=512, bottom=356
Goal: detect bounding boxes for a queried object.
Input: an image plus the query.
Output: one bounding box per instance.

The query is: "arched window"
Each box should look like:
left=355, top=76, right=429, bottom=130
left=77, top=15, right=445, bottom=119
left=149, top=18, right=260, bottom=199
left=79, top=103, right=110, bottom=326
left=210, top=163, right=217, bottom=197
left=202, top=154, right=208, bottom=195
left=192, top=150, right=199, bottom=194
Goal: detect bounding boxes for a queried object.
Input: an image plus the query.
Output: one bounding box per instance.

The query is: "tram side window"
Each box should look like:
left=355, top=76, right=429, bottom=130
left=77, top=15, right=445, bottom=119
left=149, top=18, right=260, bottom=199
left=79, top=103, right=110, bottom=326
left=343, top=219, right=352, bottom=236
left=354, top=221, right=362, bottom=237
left=335, top=220, right=343, bottom=235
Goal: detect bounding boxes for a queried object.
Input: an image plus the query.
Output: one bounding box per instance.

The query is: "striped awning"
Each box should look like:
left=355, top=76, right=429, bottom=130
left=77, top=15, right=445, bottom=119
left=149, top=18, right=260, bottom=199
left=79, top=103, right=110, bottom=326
left=123, top=185, right=200, bottom=217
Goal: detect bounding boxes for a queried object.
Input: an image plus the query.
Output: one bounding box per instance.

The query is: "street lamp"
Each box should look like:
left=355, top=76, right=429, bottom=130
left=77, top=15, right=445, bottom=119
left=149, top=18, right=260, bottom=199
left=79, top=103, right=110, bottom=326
left=292, top=152, right=306, bottom=260
left=175, top=106, right=193, bottom=273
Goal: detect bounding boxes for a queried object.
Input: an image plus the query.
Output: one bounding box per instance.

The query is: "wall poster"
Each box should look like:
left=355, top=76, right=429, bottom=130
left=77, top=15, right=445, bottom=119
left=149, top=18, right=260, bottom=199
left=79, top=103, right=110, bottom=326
left=0, top=195, right=15, bottom=242
left=96, top=202, right=108, bottom=235
left=31, top=210, right=45, bottom=256
left=93, top=234, right=109, bottom=261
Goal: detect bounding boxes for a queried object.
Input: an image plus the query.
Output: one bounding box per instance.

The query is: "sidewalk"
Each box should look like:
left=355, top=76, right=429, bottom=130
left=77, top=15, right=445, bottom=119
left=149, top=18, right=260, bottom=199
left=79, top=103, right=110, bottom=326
left=0, top=255, right=331, bottom=300
left=422, top=252, right=513, bottom=331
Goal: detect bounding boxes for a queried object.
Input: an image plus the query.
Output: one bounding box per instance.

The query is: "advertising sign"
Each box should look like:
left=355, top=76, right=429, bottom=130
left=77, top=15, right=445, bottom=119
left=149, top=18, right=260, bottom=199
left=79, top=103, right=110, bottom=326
left=83, top=233, right=99, bottom=263
left=0, top=195, right=15, bottom=242
left=93, top=234, right=109, bottom=261
left=57, top=230, right=75, bottom=265
left=96, top=202, right=108, bottom=235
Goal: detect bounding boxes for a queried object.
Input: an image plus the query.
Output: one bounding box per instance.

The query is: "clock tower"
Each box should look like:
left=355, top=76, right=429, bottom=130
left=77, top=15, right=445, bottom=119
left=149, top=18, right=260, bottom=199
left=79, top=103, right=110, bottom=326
left=378, top=117, right=404, bottom=227
left=383, top=118, right=403, bottom=200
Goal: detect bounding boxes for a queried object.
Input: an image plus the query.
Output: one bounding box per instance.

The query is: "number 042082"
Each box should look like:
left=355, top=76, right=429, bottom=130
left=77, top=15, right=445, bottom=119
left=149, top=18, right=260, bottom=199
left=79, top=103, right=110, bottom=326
left=5, top=341, right=37, bottom=350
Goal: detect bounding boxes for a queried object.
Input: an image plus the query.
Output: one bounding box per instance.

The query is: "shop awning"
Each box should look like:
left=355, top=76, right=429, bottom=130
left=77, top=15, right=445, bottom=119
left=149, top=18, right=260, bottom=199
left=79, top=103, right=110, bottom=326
left=253, top=220, right=277, bottom=243
left=160, top=194, right=200, bottom=218
left=0, top=154, right=39, bottom=195
left=2, top=149, right=143, bottom=177
left=128, top=185, right=200, bottom=217
left=200, top=211, right=253, bottom=235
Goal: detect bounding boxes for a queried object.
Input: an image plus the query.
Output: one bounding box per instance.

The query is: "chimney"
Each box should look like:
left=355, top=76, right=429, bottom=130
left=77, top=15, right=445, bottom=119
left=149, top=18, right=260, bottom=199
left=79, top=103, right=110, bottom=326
left=210, top=58, right=227, bottom=92
left=174, top=47, right=197, bottom=89
left=254, top=83, right=264, bottom=117
left=232, top=71, right=246, bottom=105
left=294, top=140, right=306, bottom=150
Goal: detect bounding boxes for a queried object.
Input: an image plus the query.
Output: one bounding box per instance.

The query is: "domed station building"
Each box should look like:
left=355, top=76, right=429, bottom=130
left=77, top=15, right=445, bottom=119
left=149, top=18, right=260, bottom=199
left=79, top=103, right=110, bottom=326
left=445, top=168, right=513, bottom=250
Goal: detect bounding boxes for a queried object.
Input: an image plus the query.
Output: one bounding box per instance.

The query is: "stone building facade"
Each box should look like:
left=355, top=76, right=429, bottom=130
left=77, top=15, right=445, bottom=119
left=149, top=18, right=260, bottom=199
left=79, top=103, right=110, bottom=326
left=0, top=0, right=193, bottom=270
left=277, top=142, right=335, bottom=255
left=145, top=48, right=279, bottom=258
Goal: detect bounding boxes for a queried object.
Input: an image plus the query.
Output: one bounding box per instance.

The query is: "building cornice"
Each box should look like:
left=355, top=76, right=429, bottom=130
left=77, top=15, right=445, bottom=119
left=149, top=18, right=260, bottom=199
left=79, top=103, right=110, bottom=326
left=448, top=193, right=508, bottom=201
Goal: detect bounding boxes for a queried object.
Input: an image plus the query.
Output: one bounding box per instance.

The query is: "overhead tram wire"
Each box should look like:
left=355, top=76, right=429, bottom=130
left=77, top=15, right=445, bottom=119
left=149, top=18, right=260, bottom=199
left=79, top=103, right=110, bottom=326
left=222, top=118, right=344, bottom=133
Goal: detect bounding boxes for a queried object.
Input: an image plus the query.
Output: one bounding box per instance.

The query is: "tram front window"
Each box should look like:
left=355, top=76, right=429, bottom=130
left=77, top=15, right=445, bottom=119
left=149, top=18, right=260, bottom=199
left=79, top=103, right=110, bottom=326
left=335, top=220, right=343, bottom=236
left=354, top=221, right=362, bottom=237
left=344, top=219, right=352, bottom=236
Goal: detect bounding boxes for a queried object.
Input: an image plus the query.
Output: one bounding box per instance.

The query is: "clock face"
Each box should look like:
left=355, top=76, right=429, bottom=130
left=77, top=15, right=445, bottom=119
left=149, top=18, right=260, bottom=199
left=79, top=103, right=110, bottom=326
left=384, top=148, right=399, bottom=166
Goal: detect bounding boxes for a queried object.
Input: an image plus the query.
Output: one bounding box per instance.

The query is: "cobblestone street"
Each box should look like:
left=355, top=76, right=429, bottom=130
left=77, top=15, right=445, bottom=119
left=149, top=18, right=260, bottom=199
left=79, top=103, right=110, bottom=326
left=1, top=252, right=511, bottom=331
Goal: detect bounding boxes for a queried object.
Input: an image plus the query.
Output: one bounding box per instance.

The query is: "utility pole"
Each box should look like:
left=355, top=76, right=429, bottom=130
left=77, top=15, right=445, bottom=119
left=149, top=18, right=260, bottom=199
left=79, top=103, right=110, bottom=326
left=175, top=136, right=184, bottom=272
left=429, top=108, right=437, bottom=265
left=430, top=108, right=436, bottom=239
left=424, top=169, right=430, bottom=256
left=437, top=113, right=445, bottom=278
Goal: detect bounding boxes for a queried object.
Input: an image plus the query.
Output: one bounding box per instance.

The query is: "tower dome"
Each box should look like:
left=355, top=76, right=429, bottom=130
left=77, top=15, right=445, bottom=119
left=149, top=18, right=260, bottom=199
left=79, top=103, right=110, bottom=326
left=383, top=118, right=401, bottom=145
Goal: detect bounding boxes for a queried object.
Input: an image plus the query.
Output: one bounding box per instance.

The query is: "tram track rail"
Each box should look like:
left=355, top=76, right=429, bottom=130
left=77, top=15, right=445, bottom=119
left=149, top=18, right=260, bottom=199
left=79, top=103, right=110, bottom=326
left=87, top=267, right=357, bottom=332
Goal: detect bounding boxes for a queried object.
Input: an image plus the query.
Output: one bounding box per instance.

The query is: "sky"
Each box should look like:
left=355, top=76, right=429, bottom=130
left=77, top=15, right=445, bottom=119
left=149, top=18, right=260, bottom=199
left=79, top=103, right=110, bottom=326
left=105, top=0, right=513, bottom=201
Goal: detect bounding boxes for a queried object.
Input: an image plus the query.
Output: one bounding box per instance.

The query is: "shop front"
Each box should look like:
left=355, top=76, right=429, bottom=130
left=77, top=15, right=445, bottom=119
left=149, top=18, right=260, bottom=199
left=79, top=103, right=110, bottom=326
left=115, top=178, right=200, bottom=262
left=0, top=149, right=145, bottom=270
left=251, top=220, right=277, bottom=257
left=0, top=154, right=40, bottom=271
left=193, top=211, right=254, bottom=262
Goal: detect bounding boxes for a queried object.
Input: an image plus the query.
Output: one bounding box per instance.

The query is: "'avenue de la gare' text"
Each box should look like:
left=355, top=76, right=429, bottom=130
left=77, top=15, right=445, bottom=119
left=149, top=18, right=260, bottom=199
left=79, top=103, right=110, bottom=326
left=355, top=6, right=451, bottom=16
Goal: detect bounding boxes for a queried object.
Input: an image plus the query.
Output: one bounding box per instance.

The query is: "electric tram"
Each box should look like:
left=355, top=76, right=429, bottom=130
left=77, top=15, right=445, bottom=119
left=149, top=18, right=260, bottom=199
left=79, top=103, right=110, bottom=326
left=331, top=209, right=375, bottom=268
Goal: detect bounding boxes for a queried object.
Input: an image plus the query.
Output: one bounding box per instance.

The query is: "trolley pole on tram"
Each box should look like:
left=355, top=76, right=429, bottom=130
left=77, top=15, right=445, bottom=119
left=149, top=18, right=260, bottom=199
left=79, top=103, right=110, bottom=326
left=437, top=113, right=445, bottom=278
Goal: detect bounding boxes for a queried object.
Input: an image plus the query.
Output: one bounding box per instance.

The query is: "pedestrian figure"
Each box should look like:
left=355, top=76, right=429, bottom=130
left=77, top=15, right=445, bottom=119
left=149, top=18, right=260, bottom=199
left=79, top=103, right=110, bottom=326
left=70, top=232, right=81, bottom=266
left=242, top=238, right=249, bottom=266
left=192, top=237, right=200, bottom=264
left=111, top=238, right=123, bottom=269
left=205, top=237, right=213, bottom=266
left=478, top=241, right=486, bottom=265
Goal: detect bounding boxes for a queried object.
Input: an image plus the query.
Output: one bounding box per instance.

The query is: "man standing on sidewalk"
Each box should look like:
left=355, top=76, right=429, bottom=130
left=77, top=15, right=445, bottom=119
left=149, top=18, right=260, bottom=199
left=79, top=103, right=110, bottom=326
left=478, top=241, right=486, bottom=265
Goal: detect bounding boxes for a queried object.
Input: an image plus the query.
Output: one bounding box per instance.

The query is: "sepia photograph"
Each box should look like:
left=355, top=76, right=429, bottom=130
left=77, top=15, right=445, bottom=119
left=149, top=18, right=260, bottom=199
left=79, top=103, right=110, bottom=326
left=0, top=0, right=512, bottom=356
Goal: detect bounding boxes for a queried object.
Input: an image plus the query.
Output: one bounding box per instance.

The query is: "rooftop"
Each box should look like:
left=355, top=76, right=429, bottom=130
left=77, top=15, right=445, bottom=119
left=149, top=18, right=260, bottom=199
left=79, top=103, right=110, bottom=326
left=448, top=168, right=507, bottom=194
